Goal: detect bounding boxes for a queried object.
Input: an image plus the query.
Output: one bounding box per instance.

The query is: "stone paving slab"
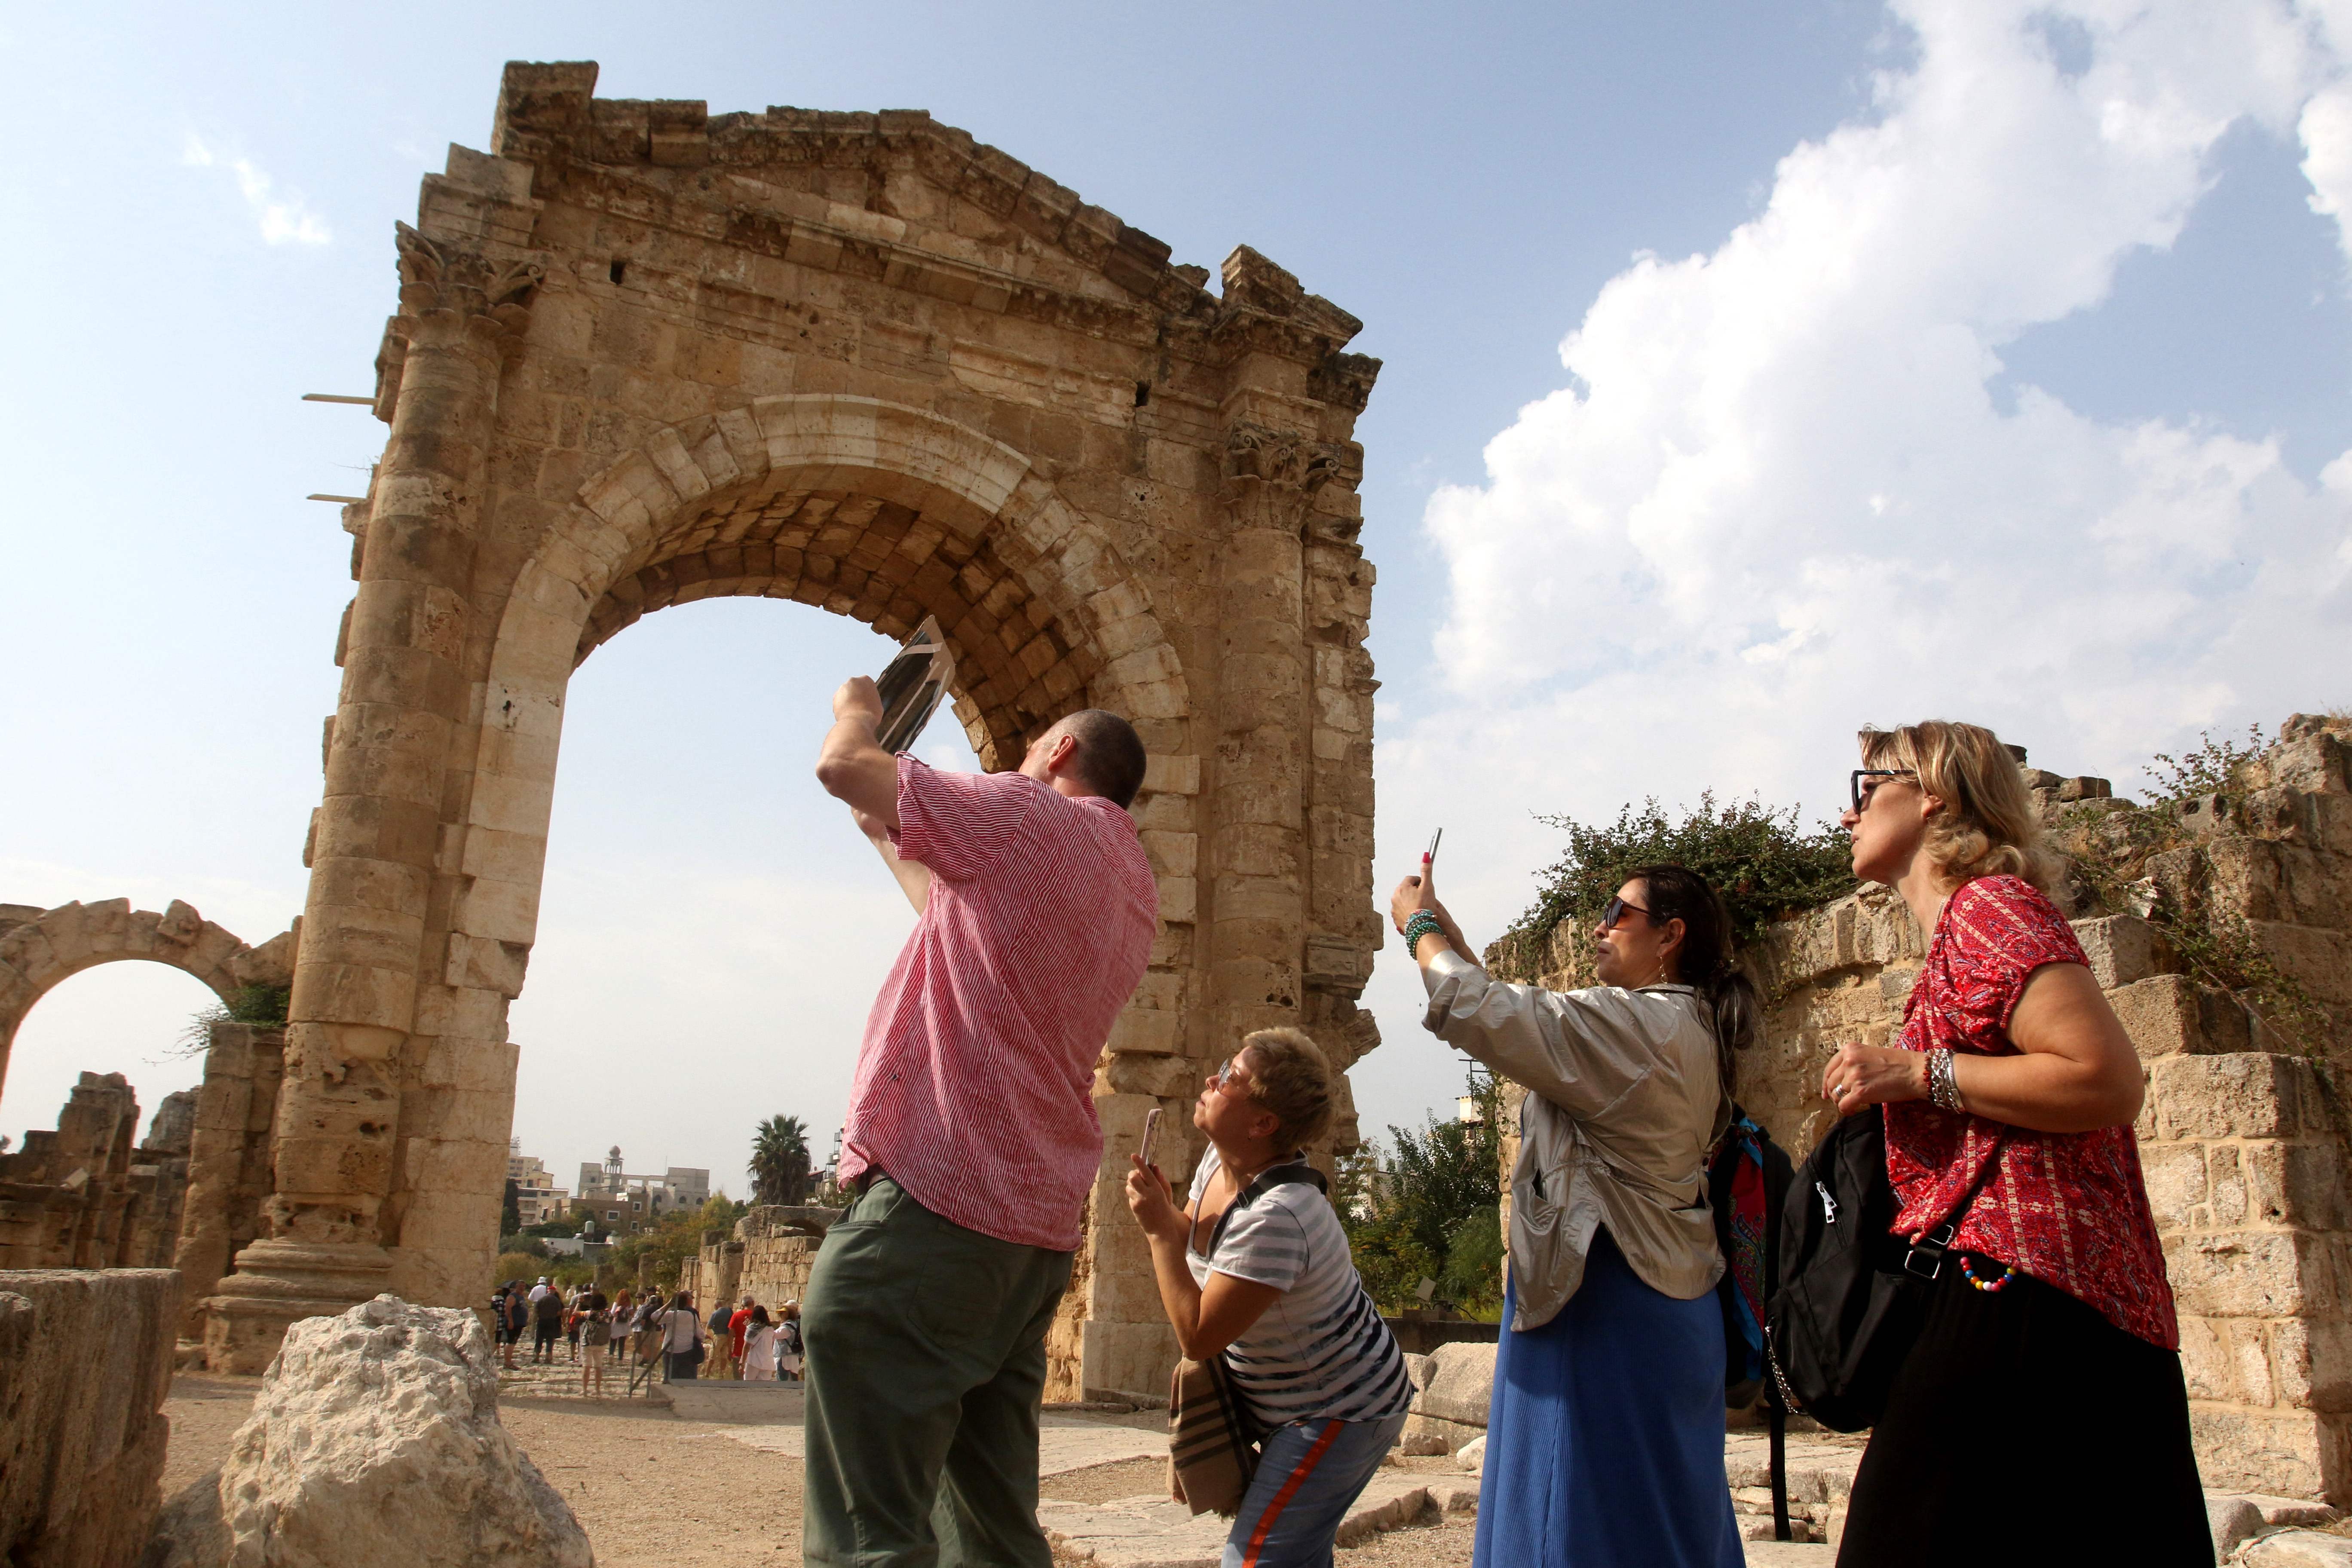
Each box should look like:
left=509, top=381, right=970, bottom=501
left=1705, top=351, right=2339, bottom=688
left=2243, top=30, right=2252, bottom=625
left=714, top=1410, right=1167, bottom=1476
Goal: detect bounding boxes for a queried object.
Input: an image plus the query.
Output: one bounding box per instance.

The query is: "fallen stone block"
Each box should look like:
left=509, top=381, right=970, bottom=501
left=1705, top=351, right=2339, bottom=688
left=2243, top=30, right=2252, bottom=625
left=145, top=1293, right=591, bottom=1568
left=1411, top=1339, right=1496, bottom=1426
left=2244, top=1530, right=2352, bottom=1567
left=1456, top=1434, right=1486, bottom=1472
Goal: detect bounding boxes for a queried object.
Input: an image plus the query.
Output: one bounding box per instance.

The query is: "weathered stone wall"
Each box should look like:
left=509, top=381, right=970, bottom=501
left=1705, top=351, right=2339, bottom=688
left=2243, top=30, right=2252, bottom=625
left=174, top=1023, right=289, bottom=1341
left=1486, top=716, right=2352, bottom=1502
left=0, top=1268, right=182, bottom=1568
left=0, top=1073, right=174, bottom=1271
left=676, top=1207, right=827, bottom=1312
left=214, top=59, right=1384, bottom=1401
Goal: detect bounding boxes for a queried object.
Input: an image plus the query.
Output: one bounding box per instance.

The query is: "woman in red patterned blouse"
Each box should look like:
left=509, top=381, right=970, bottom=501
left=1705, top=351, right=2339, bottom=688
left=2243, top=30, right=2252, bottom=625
left=1817, top=721, right=2206, bottom=1567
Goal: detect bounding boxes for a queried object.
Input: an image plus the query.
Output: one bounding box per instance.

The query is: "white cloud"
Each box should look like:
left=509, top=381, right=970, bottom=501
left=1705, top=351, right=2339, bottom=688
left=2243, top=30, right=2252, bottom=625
left=1360, top=0, right=2352, bottom=1066
left=181, top=133, right=331, bottom=246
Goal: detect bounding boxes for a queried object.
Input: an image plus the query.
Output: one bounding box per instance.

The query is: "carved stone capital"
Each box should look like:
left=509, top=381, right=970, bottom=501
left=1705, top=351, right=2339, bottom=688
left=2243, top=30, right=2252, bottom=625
left=390, top=221, right=543, bottom=349
left=1221, top=422, right=1357, bottom=527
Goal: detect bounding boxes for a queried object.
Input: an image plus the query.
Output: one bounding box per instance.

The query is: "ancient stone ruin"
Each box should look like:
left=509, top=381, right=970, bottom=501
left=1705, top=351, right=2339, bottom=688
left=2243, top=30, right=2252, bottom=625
left=138, top=58, right=1386, bottom=1401
left=0, top=900, right=294, bottom=1310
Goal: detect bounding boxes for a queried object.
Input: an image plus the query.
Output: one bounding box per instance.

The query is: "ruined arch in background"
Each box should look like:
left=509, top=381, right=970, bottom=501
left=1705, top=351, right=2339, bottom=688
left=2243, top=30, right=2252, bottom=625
left=0, top=899, right=293, bottom=1076
left=210, top=61, right=1384, bottom=1396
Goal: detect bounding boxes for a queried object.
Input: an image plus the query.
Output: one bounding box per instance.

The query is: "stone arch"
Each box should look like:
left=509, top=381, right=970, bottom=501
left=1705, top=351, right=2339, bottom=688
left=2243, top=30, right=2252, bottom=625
left=451, top=393, right=1195, bottom=969
left=0, top=899, right=294, bottom=1081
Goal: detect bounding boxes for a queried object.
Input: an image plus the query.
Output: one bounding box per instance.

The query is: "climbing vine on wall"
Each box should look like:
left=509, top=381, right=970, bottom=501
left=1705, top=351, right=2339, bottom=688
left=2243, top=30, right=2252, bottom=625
left=2053, top=723, right=2335, bottom=1060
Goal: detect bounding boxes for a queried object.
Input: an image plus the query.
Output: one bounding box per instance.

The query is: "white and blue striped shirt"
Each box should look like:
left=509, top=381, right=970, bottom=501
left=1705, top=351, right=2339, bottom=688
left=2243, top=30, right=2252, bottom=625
left=1186, top=1149, right=1415, bottom=1427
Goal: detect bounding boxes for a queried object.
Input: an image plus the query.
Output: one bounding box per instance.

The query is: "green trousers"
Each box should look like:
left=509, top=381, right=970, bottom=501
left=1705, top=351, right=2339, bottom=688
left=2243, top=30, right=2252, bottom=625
left=802, top=1176, right=1075, bottom=1568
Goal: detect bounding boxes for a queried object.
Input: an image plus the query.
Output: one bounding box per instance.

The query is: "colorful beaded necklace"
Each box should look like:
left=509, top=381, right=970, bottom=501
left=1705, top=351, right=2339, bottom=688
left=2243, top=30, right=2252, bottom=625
left=1959, top=1254, right=2018, bottom=1293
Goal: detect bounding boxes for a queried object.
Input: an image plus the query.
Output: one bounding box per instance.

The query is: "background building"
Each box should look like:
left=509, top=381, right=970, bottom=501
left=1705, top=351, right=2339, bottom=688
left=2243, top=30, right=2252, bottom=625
left=571, top=1146, right=710, bottom=1234
left=505, top=1142, right=569, bottom=1228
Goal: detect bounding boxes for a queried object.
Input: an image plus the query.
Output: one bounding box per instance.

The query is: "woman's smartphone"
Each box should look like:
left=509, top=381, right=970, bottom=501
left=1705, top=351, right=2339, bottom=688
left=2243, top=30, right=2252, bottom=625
left=1140, top=1107, right=1163, bottom=1168
left=1424, top=828, right=1442, bottom=870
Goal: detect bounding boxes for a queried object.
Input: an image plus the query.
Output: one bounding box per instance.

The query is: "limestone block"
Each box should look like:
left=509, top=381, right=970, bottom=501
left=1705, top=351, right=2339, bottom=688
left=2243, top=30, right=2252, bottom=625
left=2166, top=1230, right=2352, bottom=1318
left=2110, top=974, right=2252, bottom=1058
left=0, top=1269, right=179, bottom=1568
left=2251, top=922, right=2352, bottom=1008
left=2209, top=1494, right=2265, bottom=1559
left=1107, top=1009, right=1182, bottom=1057
left=2187, top=1406, right=2342, bottom=1502
left=150, top=1294, right=589, bottom=1568
left=1105, top=1052, right=1196, bottom=1098
left=1455, top=1435, right=1486, bottom=1473
left=2074, top=915, right=2177, bottom=989
left=2150, top=1054, right=2329, bottom=1142
left=2253, top=731, right=2352, bottom=796
left=2242, top=788, right=2352, bottom=856
left=2141, top=1140, right=2209, bottom=1232
left=2272, top=1317, right=2352, bottom=1414
left=1412, top=1340, right=1497, bottom=1427
left=2245, top=1142, right=2352, bottom=1232
left=2245, top=1530, right=2352, bottom=1567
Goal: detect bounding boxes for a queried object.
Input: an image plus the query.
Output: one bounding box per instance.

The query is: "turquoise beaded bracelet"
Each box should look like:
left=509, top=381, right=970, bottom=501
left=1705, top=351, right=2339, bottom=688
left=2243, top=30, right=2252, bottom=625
left=1403, top=912, right=1446, bottom=950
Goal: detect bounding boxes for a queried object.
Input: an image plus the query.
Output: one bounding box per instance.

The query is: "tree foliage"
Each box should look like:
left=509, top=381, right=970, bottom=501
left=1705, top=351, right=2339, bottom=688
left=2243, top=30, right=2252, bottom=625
left=750, top=1115, right=814, bottom=1207
left=1509, top=793, right=1856, bottom=952
left=603, top=1195, right=749, bottom=1295
left=1341, top=1073, right=1507, bottom=1315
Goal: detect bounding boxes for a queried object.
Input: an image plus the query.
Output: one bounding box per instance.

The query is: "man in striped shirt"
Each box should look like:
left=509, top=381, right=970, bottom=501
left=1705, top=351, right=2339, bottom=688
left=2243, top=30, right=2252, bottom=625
left=805, top=675, right=1158, bottom=1568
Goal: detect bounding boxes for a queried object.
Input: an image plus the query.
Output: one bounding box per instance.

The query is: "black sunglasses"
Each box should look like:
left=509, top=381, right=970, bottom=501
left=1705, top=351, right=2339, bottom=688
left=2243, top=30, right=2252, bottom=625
left=1850, top=769, right=1917, bottom=814
left=1600, top=895, right=1651, bottom=931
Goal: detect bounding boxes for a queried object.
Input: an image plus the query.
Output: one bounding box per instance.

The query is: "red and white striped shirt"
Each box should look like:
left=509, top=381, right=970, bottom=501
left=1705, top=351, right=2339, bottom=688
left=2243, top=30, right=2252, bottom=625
left=838, top=755, right=1158, bottom=1250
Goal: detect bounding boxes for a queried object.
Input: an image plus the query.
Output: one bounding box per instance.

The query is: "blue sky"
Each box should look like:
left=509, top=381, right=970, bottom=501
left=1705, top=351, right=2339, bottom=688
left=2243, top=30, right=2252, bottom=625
left=4, top=1, right=2347, bottom=1198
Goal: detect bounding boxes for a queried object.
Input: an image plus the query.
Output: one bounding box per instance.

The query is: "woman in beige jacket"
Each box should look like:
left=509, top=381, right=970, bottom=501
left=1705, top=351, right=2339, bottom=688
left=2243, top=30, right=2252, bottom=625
left=1392, top=858, right=1753, bottom=1568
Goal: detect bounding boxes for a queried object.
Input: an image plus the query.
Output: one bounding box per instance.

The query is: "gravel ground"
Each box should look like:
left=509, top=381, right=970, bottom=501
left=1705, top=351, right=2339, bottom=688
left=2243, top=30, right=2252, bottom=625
left=161, top=1377, right=1464, bottom=1566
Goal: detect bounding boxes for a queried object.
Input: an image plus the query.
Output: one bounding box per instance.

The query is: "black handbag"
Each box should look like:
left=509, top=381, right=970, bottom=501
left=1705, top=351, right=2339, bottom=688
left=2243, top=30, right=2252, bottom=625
left=1764, top=1106, right=2003, bottom=1432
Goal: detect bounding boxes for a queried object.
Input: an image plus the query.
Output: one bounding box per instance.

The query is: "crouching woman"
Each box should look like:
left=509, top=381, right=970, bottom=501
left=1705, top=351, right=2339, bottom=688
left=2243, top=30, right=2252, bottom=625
left=1124, top=1029, right=1415, bottom=1568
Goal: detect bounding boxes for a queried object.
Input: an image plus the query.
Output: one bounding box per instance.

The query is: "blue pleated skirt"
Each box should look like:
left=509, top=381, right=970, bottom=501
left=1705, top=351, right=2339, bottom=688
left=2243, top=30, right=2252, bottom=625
left=1472, top=1227, right=1742, bottom=1568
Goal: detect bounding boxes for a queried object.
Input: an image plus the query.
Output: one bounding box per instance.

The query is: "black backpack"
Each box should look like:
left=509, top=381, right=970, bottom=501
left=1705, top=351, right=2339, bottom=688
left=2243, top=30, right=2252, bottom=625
left=1764, top=1106, right=2002, bottom=1434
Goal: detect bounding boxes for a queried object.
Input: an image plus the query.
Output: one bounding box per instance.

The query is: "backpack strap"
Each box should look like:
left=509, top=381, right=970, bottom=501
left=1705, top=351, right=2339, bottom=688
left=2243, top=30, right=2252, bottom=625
left=1768, top=1396, right=1791, bottom=1542
left=1899, top=1126, right=2011, bottom=1282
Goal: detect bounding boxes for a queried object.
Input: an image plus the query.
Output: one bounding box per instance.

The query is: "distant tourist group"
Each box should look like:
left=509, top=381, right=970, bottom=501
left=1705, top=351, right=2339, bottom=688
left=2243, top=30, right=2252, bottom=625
left=489, top=1276, right=805, bottom=1395
left=521, top=691, right=2203, bottom=1568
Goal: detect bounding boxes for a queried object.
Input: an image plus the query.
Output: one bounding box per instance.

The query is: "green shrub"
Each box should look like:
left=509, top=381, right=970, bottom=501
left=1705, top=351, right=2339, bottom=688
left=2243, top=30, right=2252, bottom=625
left=1507, top=793, right=1856, bottom=953
left=1342, top=1074, right=1505, bottom=1313
left=491, top=1251, right=544, bottom=1293
left=175, top=984, right=292, bottom=1056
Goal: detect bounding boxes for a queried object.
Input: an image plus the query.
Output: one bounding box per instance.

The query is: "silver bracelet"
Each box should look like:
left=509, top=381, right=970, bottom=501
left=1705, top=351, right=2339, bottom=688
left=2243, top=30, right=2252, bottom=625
left=1927, top=1048, right=1963, bottom=1112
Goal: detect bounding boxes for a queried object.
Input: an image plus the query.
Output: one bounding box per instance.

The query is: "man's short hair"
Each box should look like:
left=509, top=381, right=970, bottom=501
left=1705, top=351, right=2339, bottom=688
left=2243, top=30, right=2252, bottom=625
left=1055, top=709, right=1148, bottom=808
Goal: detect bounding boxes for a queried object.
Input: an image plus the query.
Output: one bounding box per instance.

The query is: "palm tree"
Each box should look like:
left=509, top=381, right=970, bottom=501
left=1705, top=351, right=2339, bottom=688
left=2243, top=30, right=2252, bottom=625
left=750, top=1115, right=813, bottom=1207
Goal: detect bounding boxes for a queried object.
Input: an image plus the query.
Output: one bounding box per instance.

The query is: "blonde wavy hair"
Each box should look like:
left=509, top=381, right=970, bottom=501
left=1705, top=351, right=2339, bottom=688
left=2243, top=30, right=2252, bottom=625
left=1237, top=1027, right=1335, bottom=1149
left=1859, top=720, right=2058, bottom=892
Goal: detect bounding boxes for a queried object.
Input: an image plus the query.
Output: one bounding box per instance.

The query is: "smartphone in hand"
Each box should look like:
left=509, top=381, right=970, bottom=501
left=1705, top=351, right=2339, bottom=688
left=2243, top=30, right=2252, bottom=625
left=1140, top=1107, right=1163, bottom=1169
left=1424, top=828, right=1442, bottom=870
